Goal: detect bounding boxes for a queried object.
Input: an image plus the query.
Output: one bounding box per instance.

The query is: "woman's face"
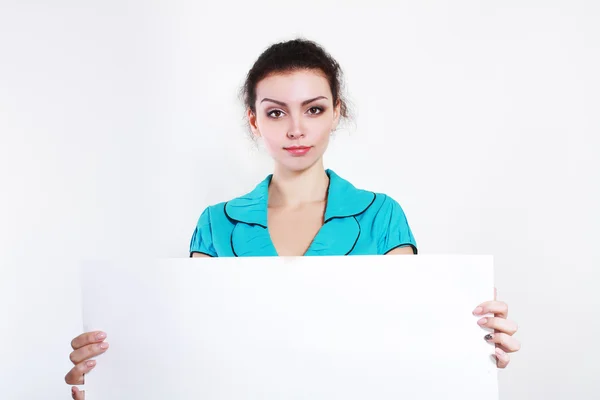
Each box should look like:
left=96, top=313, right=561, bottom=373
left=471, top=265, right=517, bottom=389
left=248, top=69, right=341, bottom=173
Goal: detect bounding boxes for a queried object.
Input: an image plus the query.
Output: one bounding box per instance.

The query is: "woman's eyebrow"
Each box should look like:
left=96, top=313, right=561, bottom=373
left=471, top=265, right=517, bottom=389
left=260, top=96, right=328, bottom=107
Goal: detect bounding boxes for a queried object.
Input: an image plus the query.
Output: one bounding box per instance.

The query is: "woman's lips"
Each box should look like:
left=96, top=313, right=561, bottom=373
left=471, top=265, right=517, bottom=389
left=284, top=146, right=312, bottom=156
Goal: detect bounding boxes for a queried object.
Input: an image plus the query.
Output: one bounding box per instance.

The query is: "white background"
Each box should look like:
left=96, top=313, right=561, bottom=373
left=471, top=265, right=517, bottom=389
left=1, top=0, right=599, bottom=399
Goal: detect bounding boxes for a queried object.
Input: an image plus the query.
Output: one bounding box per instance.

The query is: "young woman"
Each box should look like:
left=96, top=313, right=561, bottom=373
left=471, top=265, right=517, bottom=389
left=66, top=38, right=520, bottom=399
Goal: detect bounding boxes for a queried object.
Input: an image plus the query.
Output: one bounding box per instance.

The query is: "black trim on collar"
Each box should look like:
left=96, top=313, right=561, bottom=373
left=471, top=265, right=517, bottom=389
left=224, top=200, right=268, bottom=229
left=324, top=191, right=376, bottom=224
left=345, top=216, right=361, bottom=255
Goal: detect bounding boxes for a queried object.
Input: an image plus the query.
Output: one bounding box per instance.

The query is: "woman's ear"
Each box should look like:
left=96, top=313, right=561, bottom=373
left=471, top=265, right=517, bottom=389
left=331, top=99, right=342, bottom=132
left=247, top=108, right=260, bottom=137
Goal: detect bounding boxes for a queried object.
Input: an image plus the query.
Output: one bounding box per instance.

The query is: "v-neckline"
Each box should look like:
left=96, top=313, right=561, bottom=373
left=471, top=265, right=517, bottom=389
left=224, top=169, right=376, bottom=257
left=264, top=173, right=331, bottom=257
left=266, top=207, right=328, bottom=257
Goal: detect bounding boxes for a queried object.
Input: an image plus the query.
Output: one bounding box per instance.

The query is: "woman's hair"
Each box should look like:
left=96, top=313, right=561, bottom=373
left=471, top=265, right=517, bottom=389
left=239, top=38, right=353, bottom=130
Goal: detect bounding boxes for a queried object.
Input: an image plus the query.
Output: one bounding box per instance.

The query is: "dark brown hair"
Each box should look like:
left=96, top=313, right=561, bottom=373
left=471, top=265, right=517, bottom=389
left=239, top=37, right=352, bottom=127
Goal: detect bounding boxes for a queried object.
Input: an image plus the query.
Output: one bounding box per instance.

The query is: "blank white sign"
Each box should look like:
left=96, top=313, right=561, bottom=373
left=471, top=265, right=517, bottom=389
left=81, top=255, right=497, bottom=399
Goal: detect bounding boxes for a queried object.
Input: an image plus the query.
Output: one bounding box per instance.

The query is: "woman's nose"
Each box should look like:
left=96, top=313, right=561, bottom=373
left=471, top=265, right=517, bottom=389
left=286, top=119, right=305, bottom=139
left=286, top=130, right=305, bottom=139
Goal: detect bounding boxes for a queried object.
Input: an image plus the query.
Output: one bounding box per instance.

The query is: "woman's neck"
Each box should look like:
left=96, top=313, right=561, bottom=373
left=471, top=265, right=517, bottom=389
left=268, top=162, right=329, bottom=208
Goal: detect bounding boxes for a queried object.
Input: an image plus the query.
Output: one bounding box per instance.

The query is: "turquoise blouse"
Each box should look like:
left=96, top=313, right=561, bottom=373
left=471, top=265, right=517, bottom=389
left=189, top=169, right=417, bottom=257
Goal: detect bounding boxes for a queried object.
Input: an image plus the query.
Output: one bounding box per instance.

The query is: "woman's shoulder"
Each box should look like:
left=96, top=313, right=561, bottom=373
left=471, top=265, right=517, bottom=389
left=369, top=190, right=404, bottom=208
left=352, top=187, right=416, bottom=254
left=339, top=175, right=408, bottom=219
left=350, top=190, right=411, bottom=229
left=194, top=201, right=228, bottom=226
left=193, top=190, right=266, bottom=228
left=330, top=176, right=417, bottom=253
left=195, top=172, right=273, bottom=228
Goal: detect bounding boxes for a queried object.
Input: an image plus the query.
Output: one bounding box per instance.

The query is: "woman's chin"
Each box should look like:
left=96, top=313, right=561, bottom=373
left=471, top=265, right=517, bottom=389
left=275, top=156, right=323, bottom=173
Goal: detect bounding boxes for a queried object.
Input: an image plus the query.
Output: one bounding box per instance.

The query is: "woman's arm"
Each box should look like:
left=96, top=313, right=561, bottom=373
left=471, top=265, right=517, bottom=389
left=191, top=253, right=212, bottom=258
left=385, top=246, right=415, bottom=255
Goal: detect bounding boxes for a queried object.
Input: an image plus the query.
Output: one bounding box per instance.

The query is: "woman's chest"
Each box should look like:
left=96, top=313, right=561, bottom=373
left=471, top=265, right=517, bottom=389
left=267, top=203, right=326, bottom=257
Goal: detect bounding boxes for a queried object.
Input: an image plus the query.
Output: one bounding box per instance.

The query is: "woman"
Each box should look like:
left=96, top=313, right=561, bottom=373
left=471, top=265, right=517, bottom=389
left=66, top=38, right=520, bottom=399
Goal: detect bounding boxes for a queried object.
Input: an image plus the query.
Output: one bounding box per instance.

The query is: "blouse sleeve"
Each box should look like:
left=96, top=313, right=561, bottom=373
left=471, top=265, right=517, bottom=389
left=377, top=195, right=418, bottom=255
left=189, top=207, right=218, bottom=257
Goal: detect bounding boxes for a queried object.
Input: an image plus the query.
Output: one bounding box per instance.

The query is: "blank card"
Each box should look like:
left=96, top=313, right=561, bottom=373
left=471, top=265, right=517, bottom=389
left=81, top=255, right=497, bottom=400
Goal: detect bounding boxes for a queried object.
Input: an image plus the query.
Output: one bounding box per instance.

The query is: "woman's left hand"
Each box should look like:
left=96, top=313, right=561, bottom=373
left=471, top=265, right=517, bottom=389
left=472, top=288, right=520, bottom=368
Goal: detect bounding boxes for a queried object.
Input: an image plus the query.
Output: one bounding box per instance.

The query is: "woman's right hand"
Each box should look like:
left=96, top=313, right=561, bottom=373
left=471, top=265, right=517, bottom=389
left=64, top=331, right=109, bottom=400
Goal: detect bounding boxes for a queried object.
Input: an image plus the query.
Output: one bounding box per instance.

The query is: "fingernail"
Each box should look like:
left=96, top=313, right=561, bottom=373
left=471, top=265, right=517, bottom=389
left=477, top=318, right=488, bottom=325
left=484, top=333, right=493, bottom=341
left=96, top=332, right=106, bottom=340
left=472, top=307, right=483, bottom=315
left=86, top=360, right=96, bottom=368
left=99, top=342, right=109, bottom=349
left=495, top=347, right=505, bottom=356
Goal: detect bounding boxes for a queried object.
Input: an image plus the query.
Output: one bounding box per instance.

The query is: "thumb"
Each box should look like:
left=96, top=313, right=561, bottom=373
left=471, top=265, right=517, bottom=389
left=72, top=387, right=85, bottom=400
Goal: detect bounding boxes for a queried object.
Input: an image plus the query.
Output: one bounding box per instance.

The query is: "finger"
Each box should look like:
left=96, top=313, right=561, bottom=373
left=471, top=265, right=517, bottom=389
left=65, top=359, right=96, bottom=385
left=71, top=331, right=106, bottom=350
left=70, top=342, right=109, bottom=365
left=495, top=347, right=510, bottom=368
left=477, top=316, right=518, bottom=335
left=472, top=301, right=508, bottom=319
left=484, top=332, right=521, bottom=352
left=72, top=386, right=85, bottom=400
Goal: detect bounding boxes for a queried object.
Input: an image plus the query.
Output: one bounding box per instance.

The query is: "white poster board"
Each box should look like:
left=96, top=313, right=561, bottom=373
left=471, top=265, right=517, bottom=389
left=81, top=255, right=497, bottom=399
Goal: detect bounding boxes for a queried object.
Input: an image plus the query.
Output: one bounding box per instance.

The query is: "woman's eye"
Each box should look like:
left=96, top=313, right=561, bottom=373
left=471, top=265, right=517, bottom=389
left=308, top=107, right=323, bottom=115
left=268, top=110, right=284, bottom=118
